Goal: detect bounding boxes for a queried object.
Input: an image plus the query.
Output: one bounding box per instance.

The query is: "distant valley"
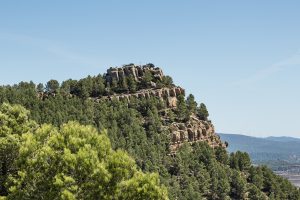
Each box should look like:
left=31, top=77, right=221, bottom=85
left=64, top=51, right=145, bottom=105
left=219, top=133, right=300, bottom=187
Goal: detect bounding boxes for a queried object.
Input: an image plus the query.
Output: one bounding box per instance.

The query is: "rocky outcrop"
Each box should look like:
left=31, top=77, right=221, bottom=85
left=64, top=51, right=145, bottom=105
left=39, top=64, right=225, bottom=152
left=102, top=65, right=225, bottom=152
left=36, top=64, right=226, bottom=153
left=106, top=64, right=164, bottom=83
left=98, top=86, right=185, bottom=108
left=169, top=115, right=225, bottom=153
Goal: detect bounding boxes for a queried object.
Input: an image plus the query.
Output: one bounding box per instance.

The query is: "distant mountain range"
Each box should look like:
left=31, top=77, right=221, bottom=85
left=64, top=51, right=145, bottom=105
left=265, top=136, right=300, bottom=142
left=219, top=133, right=300, bottom=170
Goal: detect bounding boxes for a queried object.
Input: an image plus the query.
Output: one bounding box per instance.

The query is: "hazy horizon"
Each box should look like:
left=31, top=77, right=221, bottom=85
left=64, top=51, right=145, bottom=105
left=219, top=133, right=300, bottom=139
left=1, top=1, right=299, bottom=137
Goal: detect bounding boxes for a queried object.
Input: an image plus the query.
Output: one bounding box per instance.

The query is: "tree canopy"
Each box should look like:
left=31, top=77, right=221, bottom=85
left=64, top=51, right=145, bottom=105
left=0, top=104, right=168, bottom=200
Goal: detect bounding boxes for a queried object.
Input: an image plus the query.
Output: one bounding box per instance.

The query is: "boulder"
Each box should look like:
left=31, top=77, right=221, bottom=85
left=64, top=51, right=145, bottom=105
left=167, top=97, right=177, bottom=108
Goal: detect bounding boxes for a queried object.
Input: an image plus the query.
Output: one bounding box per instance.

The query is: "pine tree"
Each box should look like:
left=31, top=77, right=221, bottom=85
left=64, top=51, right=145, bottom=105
left=186, top=94, right=197, bottom=114
left=92, top=74, right=105, bottom=97
left=197, top=103, right=209, bottom=121
left=46, top=79, right=59, bottom=93
left=230, top=170, right=247, bottom=199
left=248, top=185, right=266, bottom=200
left=141, top=71, right=153, bottom=88
left=176, top=95, right=190, bottom=121
left=120, top=77, right=128, bottom=91
left=127, top=75, right=137, bottom=93
left=36, top=83, right=44, bottom=93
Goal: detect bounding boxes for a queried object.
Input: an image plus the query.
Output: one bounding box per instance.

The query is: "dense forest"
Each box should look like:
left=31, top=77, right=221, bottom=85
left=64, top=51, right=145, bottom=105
left=0, top=64, right=299, bottom=199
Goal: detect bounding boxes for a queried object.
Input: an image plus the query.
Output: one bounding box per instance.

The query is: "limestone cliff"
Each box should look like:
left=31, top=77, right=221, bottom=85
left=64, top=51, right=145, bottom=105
left=102, top=64, right=225, bottom=152
left=98, top=87, right=185, bottom=108
left=169, top=116, right=225, bottom=153
left=105, top=63, right=164, bottom=83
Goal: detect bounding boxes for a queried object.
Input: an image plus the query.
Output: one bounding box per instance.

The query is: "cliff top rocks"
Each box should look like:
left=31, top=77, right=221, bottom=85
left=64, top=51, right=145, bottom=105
left=105, top=63, right=164, bottom=83
left=106, top=64, right=226, bottom=153
left=102, top=64, right=225, bottom=151
left=98, top=86, right=185, bottom=108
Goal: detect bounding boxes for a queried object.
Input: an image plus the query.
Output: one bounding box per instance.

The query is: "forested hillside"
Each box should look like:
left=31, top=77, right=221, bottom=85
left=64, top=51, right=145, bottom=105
left=0, top=64, right=299, bottom=199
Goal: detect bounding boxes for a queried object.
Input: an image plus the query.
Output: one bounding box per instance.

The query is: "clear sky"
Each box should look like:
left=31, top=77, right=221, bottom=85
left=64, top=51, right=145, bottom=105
left=0, top=1, right=300, bottom=137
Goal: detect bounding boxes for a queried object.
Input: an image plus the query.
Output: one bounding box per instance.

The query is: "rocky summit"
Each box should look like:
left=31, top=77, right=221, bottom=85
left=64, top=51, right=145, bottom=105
left=105, top=63, right=164, bottom=83
left=101, top=64, right=226, bottom=152
left=37, top=64, right=225, bottom=152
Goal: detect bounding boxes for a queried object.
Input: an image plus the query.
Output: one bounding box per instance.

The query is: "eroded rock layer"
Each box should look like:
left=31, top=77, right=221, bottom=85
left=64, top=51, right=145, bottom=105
left=169, top=116, right=225, bottom=153
left=106, top=64, right=164, bottom=83
left=98, top=86, right=185, bottom=108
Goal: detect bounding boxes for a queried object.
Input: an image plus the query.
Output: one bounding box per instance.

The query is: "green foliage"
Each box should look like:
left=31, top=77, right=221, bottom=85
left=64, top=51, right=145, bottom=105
left=157, top=76, right=173, bottom=88
left=0, top=103, right=37, bottom=196
left=1, top=111, right=168, bottom=199
left=215, top=147, right=229, bottom=165
left=176, top=95, right=190, bottom=122
left=186, top=94, right=197, bottom=113
left=141, top=71, right=153, bottom=89
left=120, top=77, right=128, bottom=91
left=75, top=76, right=94, bottom=98
left=167, top=110, right=175, bottom=123
left=117, top=172, right=168, bottom=200
left=248, top=185, right=267, bottom=200
left=208, top=163, right=230, bottom=200
left=127, top=75, right=137, bottom=92
left=168, top=143, right=211, bottom=200
left=230, top=151, right=251, bottom=171
left=36, top=83, right=44, bottom=93
left=249, top=166, right=264, bottom=190
left=197, top=103, right=209, bottom=121
left=46, top=80, right=60, bottom=93
left=91, top=74, right=105, bottom=97
left=230, top=170, right=247, bottom=199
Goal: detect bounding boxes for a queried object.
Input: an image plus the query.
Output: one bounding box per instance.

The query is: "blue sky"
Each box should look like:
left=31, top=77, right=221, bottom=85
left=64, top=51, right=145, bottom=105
left=0, top=1, right=300, bottom=137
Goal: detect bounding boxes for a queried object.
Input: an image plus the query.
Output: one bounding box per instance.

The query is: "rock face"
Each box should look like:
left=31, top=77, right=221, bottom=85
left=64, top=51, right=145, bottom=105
left=102, top=64, right=225, bottom=152
left=99, top=86, right=185, bottom=108
left=106, top=64, right=164, bottom=83
left=169, top=115, right=225, bottom=153
left=37, top=64, right=225, bottom=152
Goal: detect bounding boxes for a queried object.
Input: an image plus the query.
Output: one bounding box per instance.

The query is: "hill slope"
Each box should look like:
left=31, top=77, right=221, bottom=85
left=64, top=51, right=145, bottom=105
left=1, top=64, right=299, bottom=199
